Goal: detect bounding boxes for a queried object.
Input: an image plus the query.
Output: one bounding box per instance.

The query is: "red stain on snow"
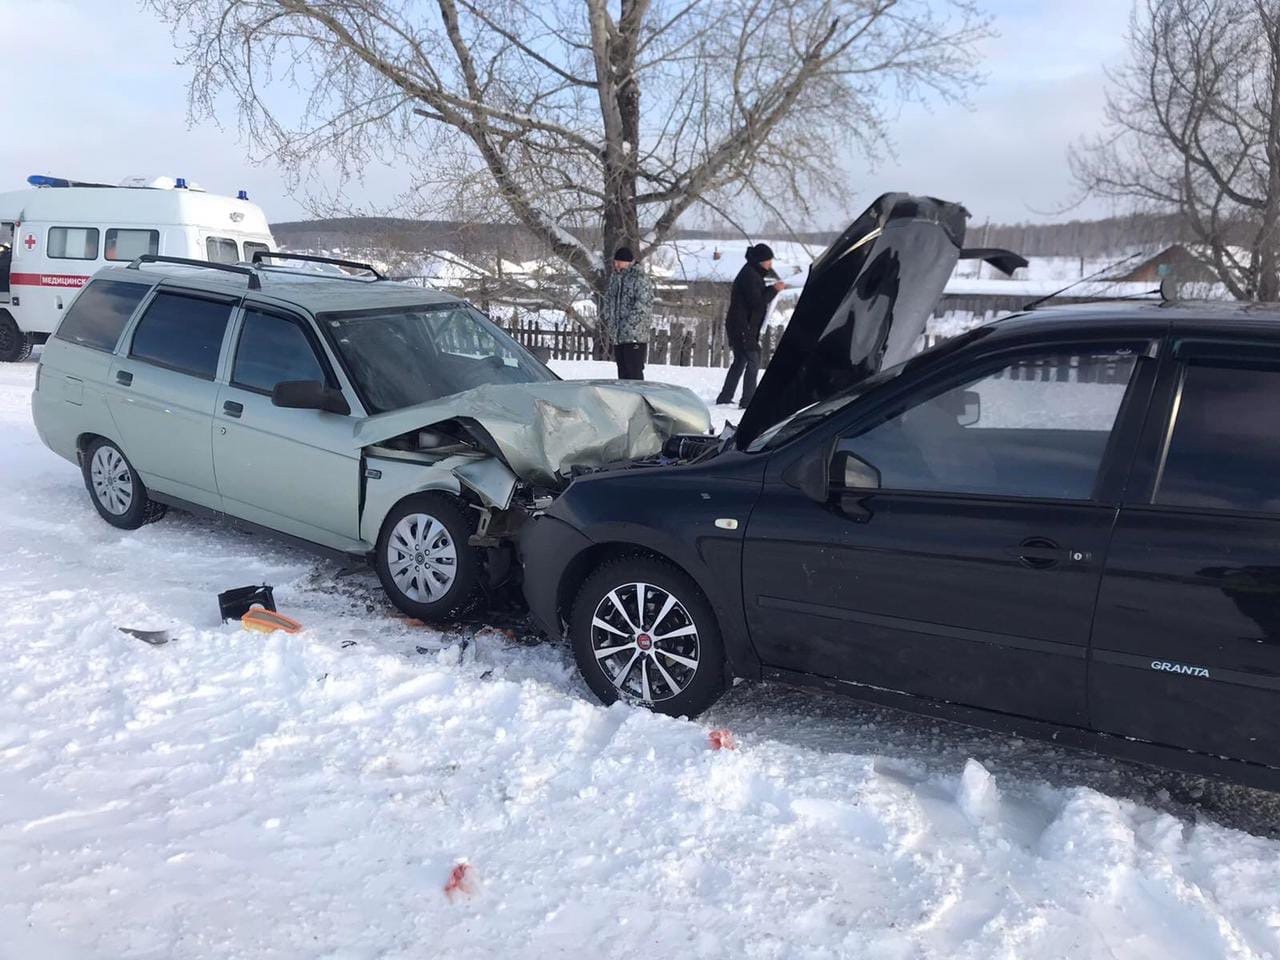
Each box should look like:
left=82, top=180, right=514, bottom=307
left=444, top=863, right=474, bottom=900
left=708, top=729, right=736, bottom=751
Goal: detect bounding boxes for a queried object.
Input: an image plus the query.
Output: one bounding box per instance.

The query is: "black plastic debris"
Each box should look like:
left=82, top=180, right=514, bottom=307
left=218, top=584, right=276, bottom=622
left=119, top=628, right=171, bottom=646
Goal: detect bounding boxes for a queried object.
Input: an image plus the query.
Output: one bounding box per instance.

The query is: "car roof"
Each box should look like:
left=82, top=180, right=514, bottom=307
left=92, top=262, right=462, bottom=315
left=983, top=299, right=1280, bottom=341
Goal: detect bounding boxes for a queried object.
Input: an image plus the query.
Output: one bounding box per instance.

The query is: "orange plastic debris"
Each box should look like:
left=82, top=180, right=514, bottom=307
left=708, top=729, right=736, bottom=751
left=241, top=606, right=302, bottom=635
left=444, top=862, right=474, bottom=900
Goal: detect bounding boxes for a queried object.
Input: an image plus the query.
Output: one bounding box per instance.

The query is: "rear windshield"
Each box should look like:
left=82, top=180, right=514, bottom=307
left=321, top=302, right=555, bottom=413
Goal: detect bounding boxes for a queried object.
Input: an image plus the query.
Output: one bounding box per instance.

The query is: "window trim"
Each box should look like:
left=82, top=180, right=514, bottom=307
left=47, top=225, right=100, bottom=261
left=104, top=227, right=160, bottom=262
left=229, top=305, right=337, bottom=396
left=127, top=289, right=238, bottom=381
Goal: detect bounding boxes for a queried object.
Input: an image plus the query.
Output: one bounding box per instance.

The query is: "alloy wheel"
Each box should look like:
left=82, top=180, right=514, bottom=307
left=590, top=581, right=700, bottom=702
left=90, top=446, right=134, bottom=516
left=386, top=512, right=458, bottom=603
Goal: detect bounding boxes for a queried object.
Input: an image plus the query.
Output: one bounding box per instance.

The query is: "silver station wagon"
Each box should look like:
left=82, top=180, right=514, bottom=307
left=32, top=254, right=708, bottom=620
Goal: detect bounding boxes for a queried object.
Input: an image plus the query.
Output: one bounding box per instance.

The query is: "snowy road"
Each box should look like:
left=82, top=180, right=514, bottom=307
left=2, top=357, right=1280, bottom=959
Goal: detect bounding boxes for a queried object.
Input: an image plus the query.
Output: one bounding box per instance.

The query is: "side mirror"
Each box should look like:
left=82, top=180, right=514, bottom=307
left=957, top=389, right=981, bottom=427
left=271, top=380, right=351, bottom=416
left=833, top=450, right=881, bottom=491
left=528, top=344, right=552, bottom=364
left=781, top=441, right=832, bottom=503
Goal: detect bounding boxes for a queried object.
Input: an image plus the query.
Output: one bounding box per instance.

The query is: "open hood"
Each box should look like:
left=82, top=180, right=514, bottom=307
left=354, top=380, right=711, bottom=488
left=734, top=193, right=1024, bottom=448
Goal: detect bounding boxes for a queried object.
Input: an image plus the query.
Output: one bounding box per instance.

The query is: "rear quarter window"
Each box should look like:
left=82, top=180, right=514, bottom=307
left=54, top=279, right=151, bottom=352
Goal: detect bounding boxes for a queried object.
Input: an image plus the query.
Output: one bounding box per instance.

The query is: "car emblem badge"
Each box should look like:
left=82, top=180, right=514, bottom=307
left=636, top=633, right=653, bottom=651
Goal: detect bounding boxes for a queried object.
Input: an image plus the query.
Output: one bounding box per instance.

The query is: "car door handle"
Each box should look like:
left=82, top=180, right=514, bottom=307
left=222, top=400, right=244, bottom=419
left=115, top=370, right=133, bottom=386
left=1005, top=537, right=1065, bottom=569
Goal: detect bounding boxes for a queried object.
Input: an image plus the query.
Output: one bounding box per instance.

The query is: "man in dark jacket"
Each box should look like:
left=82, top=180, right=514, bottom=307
left=716, top=243, right=784, bottom=407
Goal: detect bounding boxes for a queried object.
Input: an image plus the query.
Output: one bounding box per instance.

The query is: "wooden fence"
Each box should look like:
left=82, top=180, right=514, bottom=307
left=504, top=318, right=787, bottom=367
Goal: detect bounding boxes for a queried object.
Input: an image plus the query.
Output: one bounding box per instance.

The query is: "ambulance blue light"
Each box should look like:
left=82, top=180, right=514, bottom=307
left=175, top=177, right=188, bottom=189
left=27, top=175, right=60, bottom=187
left=237, top=190, right=249, bottom=200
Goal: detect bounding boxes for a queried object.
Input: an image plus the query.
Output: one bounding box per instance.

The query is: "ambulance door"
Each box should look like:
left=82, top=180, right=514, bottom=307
left=0, top=221, right=13, bottom=301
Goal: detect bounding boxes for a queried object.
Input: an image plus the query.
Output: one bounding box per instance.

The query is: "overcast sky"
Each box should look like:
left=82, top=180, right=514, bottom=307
left=0, top=0, right=1134, bottom=228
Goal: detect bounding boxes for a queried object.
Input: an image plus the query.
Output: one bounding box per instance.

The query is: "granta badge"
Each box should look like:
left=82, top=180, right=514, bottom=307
left=1151, top=660, right=1210, bottom=678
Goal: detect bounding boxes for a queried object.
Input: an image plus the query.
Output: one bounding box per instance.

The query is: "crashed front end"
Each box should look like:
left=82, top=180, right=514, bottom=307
left=355, top=379, right=712, bottom=550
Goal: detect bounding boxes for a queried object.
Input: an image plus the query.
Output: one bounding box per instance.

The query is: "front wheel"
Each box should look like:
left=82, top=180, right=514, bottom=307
left=569, top=556, right=726, bottom=717
left=374, top=493, right=481, bottom=623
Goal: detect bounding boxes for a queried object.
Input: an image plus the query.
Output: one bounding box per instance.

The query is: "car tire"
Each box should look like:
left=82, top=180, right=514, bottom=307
left=81, top=438, right=168, bottom=530
left=570, top=556, right=727, bottom=717
left=0, top=311, right=32, bottom=363
left=374, top=493, right=481, bottom=623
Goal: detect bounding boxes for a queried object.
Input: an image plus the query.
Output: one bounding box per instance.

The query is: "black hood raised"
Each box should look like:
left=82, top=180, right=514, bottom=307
left=734, top=193, right=1021, bottom=448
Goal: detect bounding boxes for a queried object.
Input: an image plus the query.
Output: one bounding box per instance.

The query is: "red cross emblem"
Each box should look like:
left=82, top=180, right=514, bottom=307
left=23, top=234, right=36, bottom=250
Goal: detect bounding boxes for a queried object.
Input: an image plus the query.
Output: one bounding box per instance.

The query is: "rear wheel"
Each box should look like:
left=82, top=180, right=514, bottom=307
left=570, top=556, right=727, bottom=717
left=374, top=493, right=482, bottom=622
left=0, top=311, right=31, bottom=363
left=81, top=438, right=167, bottom=529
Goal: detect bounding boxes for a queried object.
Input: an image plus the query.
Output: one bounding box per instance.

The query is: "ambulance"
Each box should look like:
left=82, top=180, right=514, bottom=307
left=0, top=174, right=276, bottom=361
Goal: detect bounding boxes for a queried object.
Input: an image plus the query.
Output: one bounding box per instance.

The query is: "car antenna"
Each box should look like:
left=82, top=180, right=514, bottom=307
left=1021, top=251, right=1145, bottom=311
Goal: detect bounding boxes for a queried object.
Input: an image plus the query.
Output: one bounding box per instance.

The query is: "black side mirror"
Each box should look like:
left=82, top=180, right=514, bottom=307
left=957, top=389, right=981, bottom=427
left=271, top=380, right=351, bottom=416
left=782, top=441, right=833, bottom=503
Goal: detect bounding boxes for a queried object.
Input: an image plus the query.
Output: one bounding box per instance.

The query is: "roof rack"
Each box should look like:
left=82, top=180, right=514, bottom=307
left=251, top=250, right=385, bottom=280
left=126, top=254, right=261, bottom=290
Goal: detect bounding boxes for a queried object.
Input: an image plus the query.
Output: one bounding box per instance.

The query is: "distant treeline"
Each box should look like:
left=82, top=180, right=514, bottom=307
left=270, top=211, right=1215, bottom=262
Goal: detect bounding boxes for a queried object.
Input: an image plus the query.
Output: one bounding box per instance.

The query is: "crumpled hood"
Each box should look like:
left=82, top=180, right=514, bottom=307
left=354, top=380, right=711, bottom=487
left=734, top=193, right=1023, bottom=448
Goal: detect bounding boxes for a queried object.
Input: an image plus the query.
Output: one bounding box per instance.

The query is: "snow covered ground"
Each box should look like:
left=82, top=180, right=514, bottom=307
left=3, top=355, right=1280, bottom=959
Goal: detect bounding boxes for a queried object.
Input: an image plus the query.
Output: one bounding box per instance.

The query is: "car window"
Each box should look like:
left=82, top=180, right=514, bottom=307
left=206, top=237, right=239, bottom=263
left=54, top=279, right=150, bottom=352
left=243, top=241, right=270, bottom=262
left=48, top=226, right=99, bottom=260
left=233, top=308, right=328, bottom=393
left=1155, top=361, right=1280, bottom=512
left=104, top=228, right=159, bottom=261
left=129, top=291, right=233, bottom=379
left=837, top=347, right=1140, bottom=501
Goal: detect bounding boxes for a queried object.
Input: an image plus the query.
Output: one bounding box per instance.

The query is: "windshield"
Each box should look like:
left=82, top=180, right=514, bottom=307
left=322, top=302, right=556, bottom=413
left=746, top=366, right=907, bottom=452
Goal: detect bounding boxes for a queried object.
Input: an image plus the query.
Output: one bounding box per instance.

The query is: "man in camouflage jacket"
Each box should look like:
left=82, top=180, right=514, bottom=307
left=601, top=245, right=654, bottom=380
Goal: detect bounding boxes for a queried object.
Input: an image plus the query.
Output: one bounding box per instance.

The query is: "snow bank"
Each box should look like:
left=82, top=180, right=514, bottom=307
left=2, top=359, right=1279, bottom=959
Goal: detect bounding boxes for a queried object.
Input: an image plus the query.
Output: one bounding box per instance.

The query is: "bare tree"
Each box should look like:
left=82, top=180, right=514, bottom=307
left=1073, top=0, right=1280, bottom=300
left=151, top=0, right=989, bottom=329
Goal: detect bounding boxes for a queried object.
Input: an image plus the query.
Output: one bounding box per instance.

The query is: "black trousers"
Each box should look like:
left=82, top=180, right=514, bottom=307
left=614, top=341, right=647, bottom=380
left=716, top=346, right=760, bottom=404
